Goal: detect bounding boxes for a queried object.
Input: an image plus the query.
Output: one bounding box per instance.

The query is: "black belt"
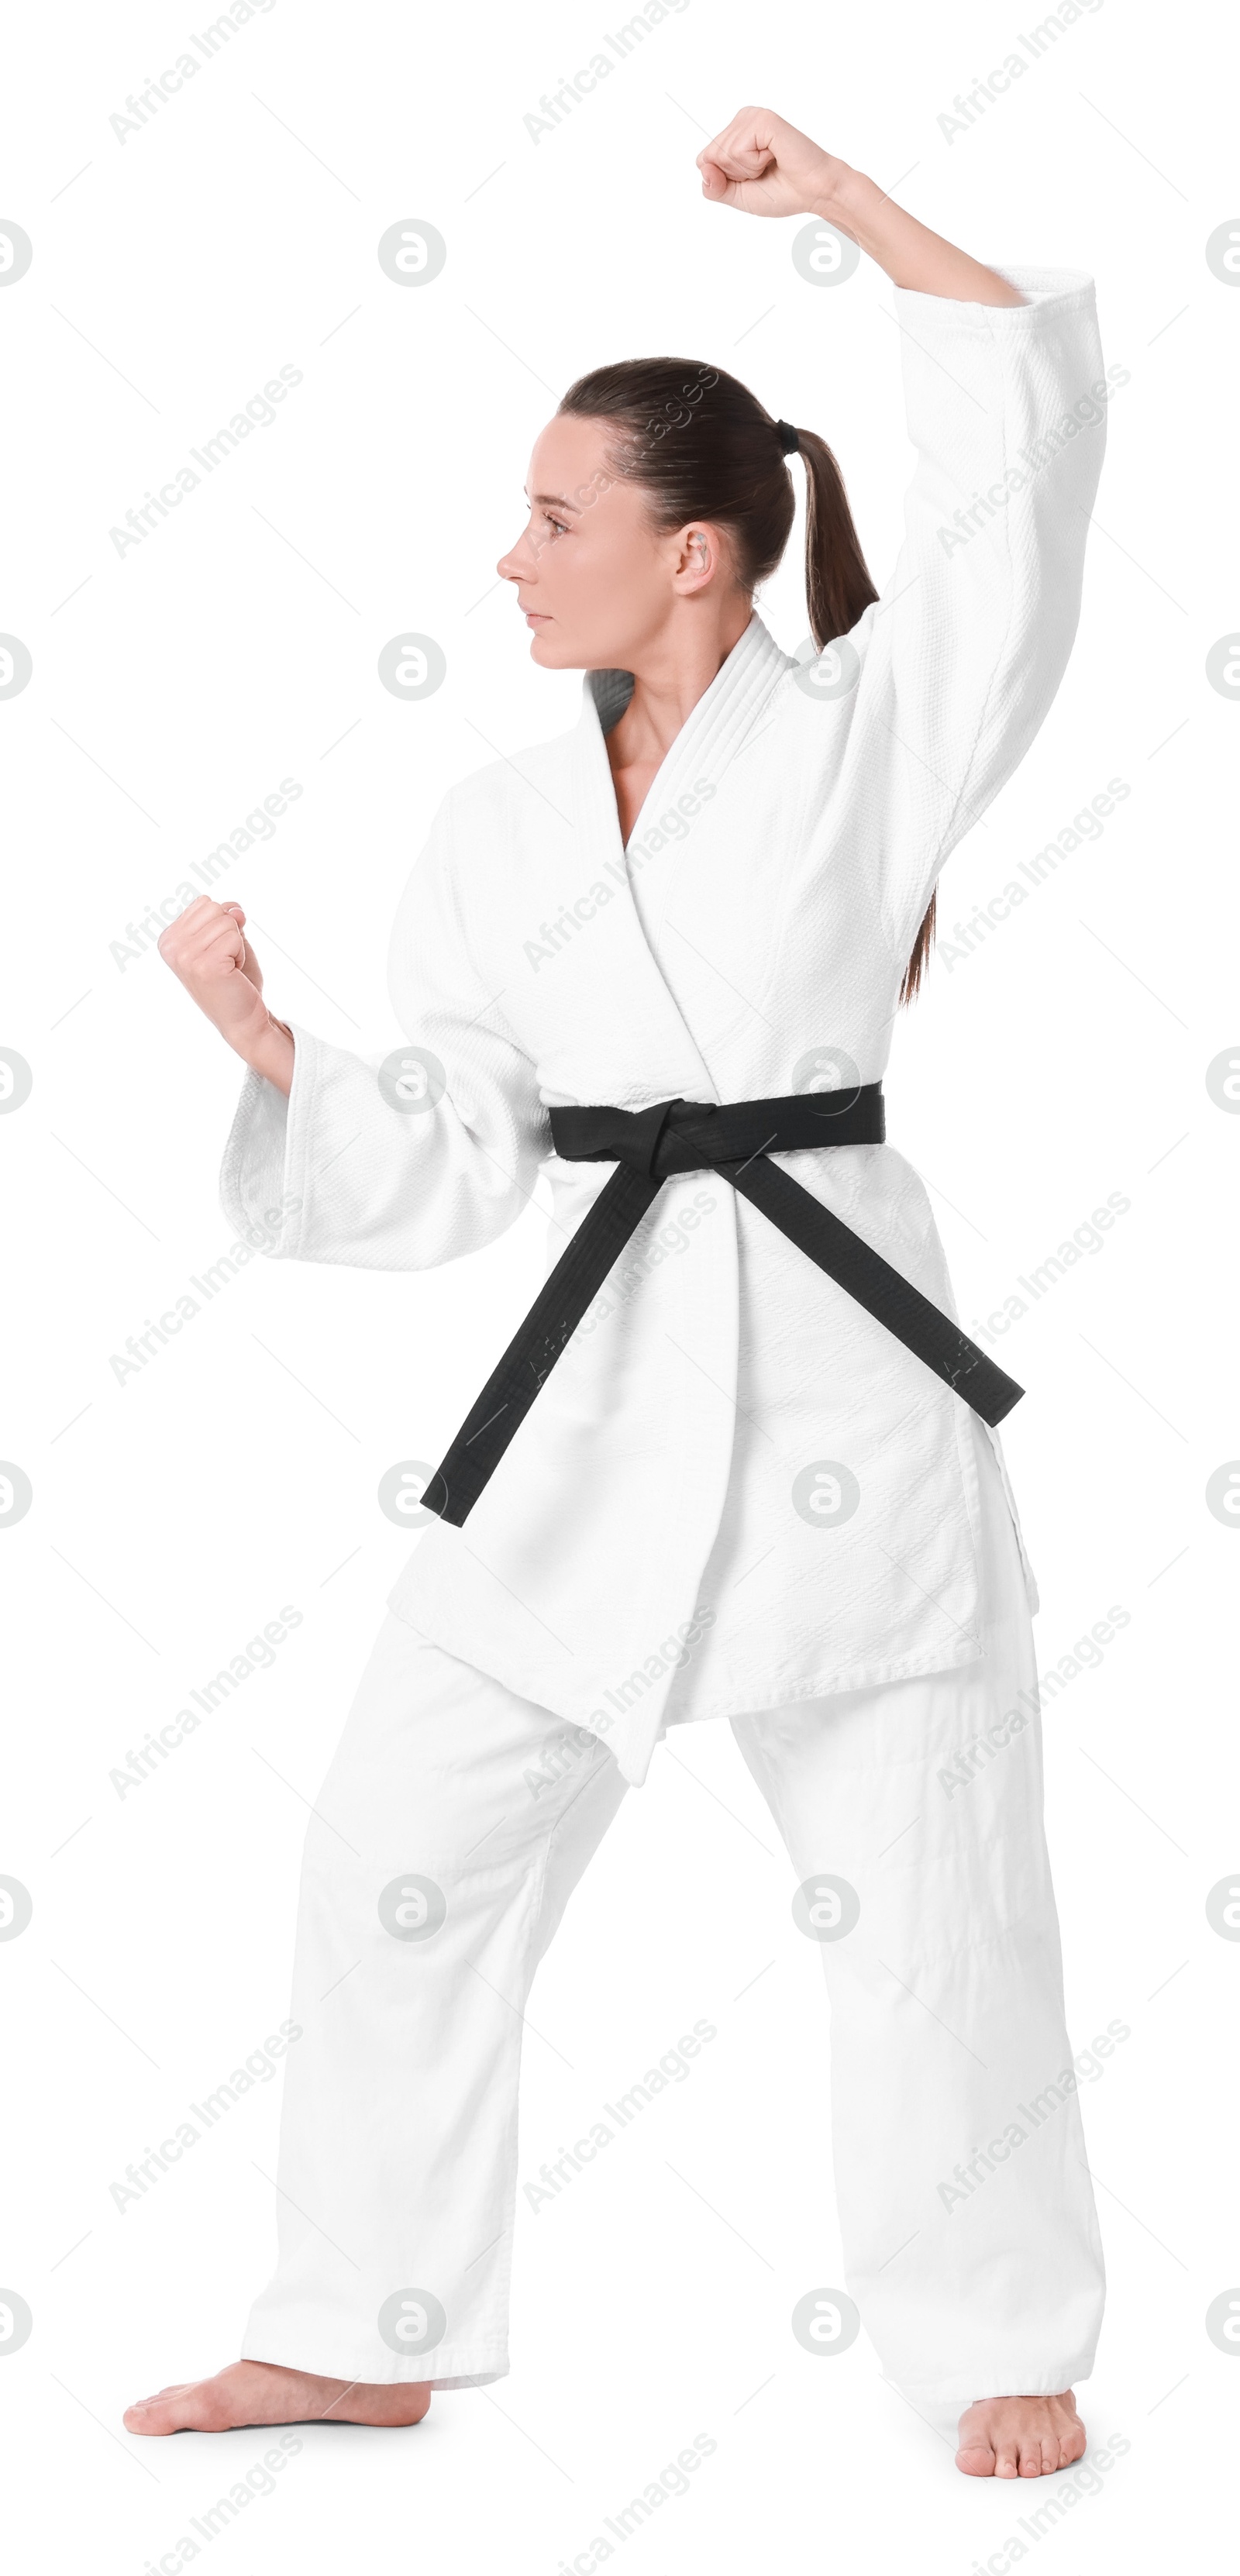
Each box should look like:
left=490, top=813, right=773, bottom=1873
left=420, top=1085, right=1021, bottom=1527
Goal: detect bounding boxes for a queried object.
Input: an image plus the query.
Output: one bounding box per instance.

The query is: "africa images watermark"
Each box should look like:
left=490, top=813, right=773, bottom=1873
left=108, top=1, right=279, bottom=143
left=935, top=0, right=1106, bottom=143
left=938, top=1603, right=1132, bottom=1796
left=109, top=777, right=302, bottom=971
left=522, top=2021, right=718, bottom=2213
left=965, top=1186, right=1132, bottom=1351
left=936, top=2018, right=1130, bottom=2214
left=150, top=2434, right=305, bottom=2564
left=575, top=1193, right=719, bottom=1334
left=521, top=1601, right=717, bottom=1797
left=560, top=2431, right=718, bottom=2568
left=522, top=0, right=691, bottom=142
left=961, top=2431, right=1131, bottom=2561
left=108, top=1198, right=301, bottom=1386
left=108, top=2020, right=302, bottom=2215
left=108, top=1605, right=305, bottom=1799
left=523, top=778, right=718, bottom=973
left=936, top=364, right=1129, bottom=558
left=108, top=364, right=303, bottom=560
left=939, top=773, right=1131, bottom=969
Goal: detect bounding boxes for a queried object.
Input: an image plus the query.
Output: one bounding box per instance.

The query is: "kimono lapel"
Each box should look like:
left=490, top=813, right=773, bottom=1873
left=578, top=608, right=792, bottom=853
left=618, top=609, right=792, bottom=852
left=566, top=612, right=792, bottom=1109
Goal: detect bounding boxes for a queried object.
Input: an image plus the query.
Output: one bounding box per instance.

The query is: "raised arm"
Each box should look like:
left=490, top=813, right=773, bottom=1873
left=698, top=108, right=1025, bottom=306
left=701, top=107, right=1108, bottom=972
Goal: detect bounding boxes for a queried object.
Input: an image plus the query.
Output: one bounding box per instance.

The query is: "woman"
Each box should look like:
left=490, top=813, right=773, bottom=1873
left=125, top=108, right=1109, bottom=2480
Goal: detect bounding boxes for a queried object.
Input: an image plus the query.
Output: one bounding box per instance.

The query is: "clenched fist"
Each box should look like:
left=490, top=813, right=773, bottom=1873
left=158, top=897, right=294, bottom=1096
left=696, top=108, right=846, bottom=226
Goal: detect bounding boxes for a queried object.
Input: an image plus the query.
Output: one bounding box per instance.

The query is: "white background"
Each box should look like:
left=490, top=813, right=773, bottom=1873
left=1, top=0, right=1237, bottom=2567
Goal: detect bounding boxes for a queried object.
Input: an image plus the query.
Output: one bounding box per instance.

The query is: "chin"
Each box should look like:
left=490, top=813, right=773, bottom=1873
left=529, top=633, right=580, bottom=668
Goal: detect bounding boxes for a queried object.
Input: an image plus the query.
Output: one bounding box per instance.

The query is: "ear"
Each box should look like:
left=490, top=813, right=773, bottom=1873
left=670, top=520, right=727, bottom=595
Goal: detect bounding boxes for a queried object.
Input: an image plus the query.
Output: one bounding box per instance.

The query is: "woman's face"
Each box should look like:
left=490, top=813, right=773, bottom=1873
left=497, top=412, right=741, bottom=670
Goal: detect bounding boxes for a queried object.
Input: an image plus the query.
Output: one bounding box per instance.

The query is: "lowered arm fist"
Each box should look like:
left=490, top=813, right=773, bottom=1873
left=158, top=897, right=294, bottom=1096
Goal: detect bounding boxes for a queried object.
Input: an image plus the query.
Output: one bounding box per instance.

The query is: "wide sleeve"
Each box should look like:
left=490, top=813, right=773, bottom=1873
left=832, top=265, right=1110, bottom=967
left=219, top=787, right=548, bottom=1269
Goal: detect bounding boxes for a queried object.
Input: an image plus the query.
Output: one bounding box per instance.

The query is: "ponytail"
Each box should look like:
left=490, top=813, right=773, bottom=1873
left=796, top=427, right=877, bottom=654
left=559, top=358, right=935, bottom=1004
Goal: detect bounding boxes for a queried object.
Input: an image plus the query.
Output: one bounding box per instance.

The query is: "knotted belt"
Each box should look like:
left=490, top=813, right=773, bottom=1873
left=420, top=1085, right=1022, bottom=1527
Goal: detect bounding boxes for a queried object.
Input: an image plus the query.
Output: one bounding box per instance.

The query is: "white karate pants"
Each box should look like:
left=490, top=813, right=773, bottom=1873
left=243, top=1434, right=1104, bottom=2411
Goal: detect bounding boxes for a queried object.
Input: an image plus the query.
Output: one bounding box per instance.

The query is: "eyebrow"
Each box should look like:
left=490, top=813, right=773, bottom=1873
left=525, top=488, right=581, bottom=511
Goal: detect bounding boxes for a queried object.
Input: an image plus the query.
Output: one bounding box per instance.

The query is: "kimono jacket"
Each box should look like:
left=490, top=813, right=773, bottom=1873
left=222, top=264, right=1107, bottom=1787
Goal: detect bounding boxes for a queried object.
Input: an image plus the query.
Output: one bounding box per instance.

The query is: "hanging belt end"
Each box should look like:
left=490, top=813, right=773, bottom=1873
left=968, top=1365, right=1025, bottom=1427
left=418, top=1466, right=471, bottom=1529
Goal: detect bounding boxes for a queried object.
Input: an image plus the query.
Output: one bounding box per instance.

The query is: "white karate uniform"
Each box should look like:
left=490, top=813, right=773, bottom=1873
left=224, top=265, right=1108, bottom=1792
left=223, top=263, right=1110, bottom=2395
left=241, top=1414, right=1103, bottom=2405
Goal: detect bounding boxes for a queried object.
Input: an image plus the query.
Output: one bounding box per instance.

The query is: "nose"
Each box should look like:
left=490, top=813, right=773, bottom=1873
left=497, top=532, right=533, bottom=584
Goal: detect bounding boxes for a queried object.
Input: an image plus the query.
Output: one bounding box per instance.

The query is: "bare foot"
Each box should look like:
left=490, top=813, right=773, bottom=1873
left=956, top=2388, right=1086, bottom=2478
left=123, top=2359, right=432, bottom=2436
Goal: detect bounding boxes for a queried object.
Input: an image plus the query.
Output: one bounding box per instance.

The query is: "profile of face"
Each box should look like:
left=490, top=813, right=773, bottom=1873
left=497, top=412, right=744, bottom=672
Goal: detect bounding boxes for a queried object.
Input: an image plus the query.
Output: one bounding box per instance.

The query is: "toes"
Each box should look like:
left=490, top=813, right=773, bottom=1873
left=956, top=2401, right=1090, bottom=2484
left=124, top=2382, right=205, bottom=2436
left=125, top=2405, right=169, bottom=2435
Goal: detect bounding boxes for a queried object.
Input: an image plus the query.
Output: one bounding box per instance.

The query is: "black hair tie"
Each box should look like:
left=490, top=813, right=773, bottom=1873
left=775, top=418, right=800, bottom=456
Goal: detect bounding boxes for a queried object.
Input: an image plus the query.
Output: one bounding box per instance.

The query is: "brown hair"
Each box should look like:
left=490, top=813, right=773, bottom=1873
left=559, top=356, right=935, bottom=1005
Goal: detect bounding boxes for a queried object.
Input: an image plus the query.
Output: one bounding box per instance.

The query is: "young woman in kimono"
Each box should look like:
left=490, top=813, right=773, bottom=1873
left=126, top=108, right=1110, bottom=2479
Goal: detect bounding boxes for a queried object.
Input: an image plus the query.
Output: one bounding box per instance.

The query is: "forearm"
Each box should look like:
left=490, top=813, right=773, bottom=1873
left=242, top=1014, right=295, bottom=1098
left=158, top=895, right=296, bottom=1096
left=813, top=159, right=1025, bottom=306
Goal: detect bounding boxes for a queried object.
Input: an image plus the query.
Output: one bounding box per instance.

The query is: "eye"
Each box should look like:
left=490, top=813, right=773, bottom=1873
left=544, top=513, right=570, bottom=537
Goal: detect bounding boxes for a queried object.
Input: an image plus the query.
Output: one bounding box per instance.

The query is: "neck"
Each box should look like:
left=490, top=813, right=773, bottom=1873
left=613, top=596, right=754, bottom=761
